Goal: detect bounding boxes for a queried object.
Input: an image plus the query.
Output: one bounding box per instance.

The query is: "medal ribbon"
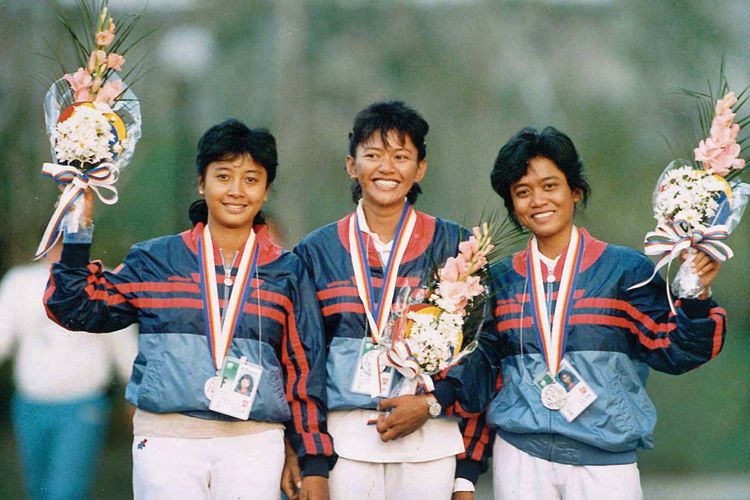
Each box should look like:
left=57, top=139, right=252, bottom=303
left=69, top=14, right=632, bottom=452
left=348, top=202, right=417, bottom=344
left=380, top=342, right=435, bottom=392
left=35, top=162, right=119, bottom=259
left=527, top=226, right=584, bottom=376
left=198, top=225, right=259, bottom=370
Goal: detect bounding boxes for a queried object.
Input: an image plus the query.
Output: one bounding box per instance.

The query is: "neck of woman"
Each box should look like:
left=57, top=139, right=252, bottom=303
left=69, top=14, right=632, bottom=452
left=208, top=223, right=253, bottom=256
left=361, top=199, right=406, bottom=243
left=536, top=228, right=573, bottom=259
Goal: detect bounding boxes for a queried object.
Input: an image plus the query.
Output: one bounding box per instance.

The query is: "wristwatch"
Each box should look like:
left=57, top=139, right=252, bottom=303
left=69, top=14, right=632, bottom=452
left=426, top=394, right=441, bottom=418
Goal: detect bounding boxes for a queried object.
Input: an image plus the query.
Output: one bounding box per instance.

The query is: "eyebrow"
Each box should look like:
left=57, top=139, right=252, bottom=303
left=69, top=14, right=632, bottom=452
left=512, top=176, right=562, bottom=189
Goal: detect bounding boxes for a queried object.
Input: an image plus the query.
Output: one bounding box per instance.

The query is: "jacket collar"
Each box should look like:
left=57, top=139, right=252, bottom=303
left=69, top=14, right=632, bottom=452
left=336, top=208, right=437, bottom=267
left=511, top=227, right=606, bottom=278
left=181, top=222, right=283, bottom=266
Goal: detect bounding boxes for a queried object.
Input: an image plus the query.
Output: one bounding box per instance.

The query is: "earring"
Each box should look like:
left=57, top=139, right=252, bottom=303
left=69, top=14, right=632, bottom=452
left=199, top=189, right=204, bottom=195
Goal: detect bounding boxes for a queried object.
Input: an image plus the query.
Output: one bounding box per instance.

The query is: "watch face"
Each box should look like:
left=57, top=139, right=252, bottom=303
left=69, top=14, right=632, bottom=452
left=428, top=400, right=441, bottom=417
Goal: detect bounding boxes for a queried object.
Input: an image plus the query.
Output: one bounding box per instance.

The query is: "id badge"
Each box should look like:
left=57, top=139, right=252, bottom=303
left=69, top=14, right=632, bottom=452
left=351, top=337, right=394, bottom=398
left=555, top=359, right=598, bottom=422
left=207, top=356, right=263, bottom=420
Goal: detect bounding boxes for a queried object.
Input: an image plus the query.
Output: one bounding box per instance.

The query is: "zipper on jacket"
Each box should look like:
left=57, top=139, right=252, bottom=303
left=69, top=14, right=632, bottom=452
left=545, top=272, right=555, bottom=320
left=220, top=250, right=238, bottom=319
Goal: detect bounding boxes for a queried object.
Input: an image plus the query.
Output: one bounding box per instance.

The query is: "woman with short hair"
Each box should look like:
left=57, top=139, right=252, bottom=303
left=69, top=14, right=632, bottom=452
left=45, top=118, right=335, bottom=499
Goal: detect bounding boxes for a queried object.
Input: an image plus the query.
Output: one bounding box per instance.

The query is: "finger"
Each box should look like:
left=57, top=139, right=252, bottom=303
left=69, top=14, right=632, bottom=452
left=375, top=414, right=389, bottom=433
left=378, top=397, right=396, bottom=411
left=292, top=466, right=302, bottom=489
left=281, top=473, right=296, bottom=499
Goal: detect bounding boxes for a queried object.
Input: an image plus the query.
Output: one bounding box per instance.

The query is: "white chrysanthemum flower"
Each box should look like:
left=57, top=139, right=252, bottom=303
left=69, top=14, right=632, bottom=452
left=54, top=105, right=115, bottom=167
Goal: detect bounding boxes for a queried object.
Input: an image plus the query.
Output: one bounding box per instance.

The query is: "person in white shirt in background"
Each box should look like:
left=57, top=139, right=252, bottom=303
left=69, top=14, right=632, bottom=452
left=0, top=242, right=137, bottom=500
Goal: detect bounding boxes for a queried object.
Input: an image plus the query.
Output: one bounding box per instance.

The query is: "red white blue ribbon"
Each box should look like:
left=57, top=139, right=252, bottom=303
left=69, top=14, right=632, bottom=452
left=348, top=202, right=417, bottom=345
left=35, top=162, right=119, bottom=259
left=198, top=225, right=259, bottom=370
left=527, top=226, right=583, bottom=376
left=628, top=220, right=732, bottom=313
left=380, top=341, right=435, bottom=394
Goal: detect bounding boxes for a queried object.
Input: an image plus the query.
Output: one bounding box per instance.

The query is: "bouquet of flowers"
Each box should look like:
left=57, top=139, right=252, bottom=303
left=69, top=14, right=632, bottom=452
left=382, top=223, right=501, bottom=395
left=35, top=1, right=144, bottom=258
left=632, top=75, right=750, bottom=310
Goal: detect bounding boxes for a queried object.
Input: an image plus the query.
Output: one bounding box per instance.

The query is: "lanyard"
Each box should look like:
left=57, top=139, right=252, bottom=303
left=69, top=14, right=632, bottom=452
left=526, top=226, right=583, bottom=376
left=198, top=225, right=259, bottom=370
left=348, top=202, right=417, bottom=344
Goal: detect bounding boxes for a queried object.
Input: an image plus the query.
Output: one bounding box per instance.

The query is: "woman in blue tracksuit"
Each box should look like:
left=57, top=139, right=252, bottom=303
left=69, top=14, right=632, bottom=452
left=440, top=126, right=727, bottom=499
left=293, top=101, right=488, bottom=500
left=45, top=119, right=335, bottom=499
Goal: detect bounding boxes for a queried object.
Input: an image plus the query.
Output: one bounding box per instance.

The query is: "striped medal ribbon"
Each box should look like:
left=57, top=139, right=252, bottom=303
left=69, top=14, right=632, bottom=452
left=348, top=202, right=417, bottom=345
left=526, top=226, right=584, bottom=378
left=198, top=225, right=259, bottom=370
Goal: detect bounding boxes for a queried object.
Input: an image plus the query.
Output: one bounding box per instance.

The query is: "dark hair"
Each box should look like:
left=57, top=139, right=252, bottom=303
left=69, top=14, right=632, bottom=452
left=348, top=101, right=428, bottom=205
left=188, top=118, right=278, bottom=226
left=489, top=126, right=591, bottom=226
left=235, top=374, right=254, bottom=392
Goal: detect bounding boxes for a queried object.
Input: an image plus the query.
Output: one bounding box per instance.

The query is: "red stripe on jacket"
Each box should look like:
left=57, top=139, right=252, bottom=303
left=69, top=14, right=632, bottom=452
left=262, top=289, right=334, bottom=456
left=568, top=314, right=670, bottom=349
left=710, top=307, right=726, bottom=359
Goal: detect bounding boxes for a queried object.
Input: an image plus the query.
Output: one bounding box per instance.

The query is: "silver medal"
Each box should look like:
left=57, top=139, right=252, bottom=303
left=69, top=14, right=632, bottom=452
left=540, top=382, right=568, bottom=410
left=204, top=376, right=220, bottom=400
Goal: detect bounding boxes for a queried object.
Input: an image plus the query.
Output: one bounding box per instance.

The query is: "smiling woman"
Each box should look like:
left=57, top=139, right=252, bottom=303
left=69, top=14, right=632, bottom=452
left=293, top=101, right=488, bottom=500
left=44, top=118, right=336, bottom=500
left=437, top=125, right=729, bottom=500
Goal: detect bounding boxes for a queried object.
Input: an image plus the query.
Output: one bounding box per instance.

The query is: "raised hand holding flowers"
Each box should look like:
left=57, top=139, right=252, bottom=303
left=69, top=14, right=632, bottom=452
left=36, top=1, right=144, bottom=258
left=632, top=73, right=750, bottom=309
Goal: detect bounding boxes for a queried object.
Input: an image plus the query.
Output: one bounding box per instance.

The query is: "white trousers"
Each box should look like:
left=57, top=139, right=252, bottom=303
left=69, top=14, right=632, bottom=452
left=329, top=455, right=456, bottom=500
left=493, top=435, right=643, bottom=500
left=132, top=429, right=285, bottom=500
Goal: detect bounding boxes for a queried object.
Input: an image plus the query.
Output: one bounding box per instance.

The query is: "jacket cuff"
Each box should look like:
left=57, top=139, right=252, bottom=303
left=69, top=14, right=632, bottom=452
left=432, top=379, right=457, bottom=410
left=680, top=298, right=712, bottom=319
left=63, top=223, right=95, bottom=244
left=455, top=458, right=482, bottom=484
left=61, top=243, right=91, bottom=268
left=301, top=455, right=330, bottom=478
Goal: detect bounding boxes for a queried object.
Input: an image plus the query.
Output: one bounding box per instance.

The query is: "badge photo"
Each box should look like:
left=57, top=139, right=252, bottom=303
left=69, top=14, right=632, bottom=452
left=351, top=337, right=394, bottom=397
left=209, top=356, right=263, bottom=420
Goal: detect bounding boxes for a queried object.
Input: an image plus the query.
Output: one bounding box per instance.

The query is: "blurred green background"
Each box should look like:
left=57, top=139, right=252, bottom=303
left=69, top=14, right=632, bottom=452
left=1, top=0, right=748, bottom=498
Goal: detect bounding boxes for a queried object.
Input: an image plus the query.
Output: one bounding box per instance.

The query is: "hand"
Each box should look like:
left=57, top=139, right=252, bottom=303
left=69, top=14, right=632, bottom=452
left=682, top=249, right=722, bottom=298
left=300, top=476, right=329, bottom=500
left=281, top=439, right=302, bottom=500
left=63, top=187, right=95, bottom=227
left=452, top=492, right=474, bottom=500
left=375, top=394, right=430, bottom=442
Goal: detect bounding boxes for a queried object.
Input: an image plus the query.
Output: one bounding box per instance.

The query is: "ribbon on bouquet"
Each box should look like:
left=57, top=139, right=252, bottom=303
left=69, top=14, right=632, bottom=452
left=34, top=162, right=120, bottom=259
left=379, top=341, right=435, bottom=393
left=628, top=219, right=733, bottom=313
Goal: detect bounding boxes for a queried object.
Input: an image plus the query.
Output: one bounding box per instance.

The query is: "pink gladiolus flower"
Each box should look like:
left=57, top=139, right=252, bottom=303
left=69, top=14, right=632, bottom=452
left=695, top=139, right=744, bottom=176
left=441, top=254, right=470, bottom=282
left=96, top=30, right=115, bottom=47
left=715, top=92, right=737, bottom=115
left=88, top=50, right=107, bottom=72
left=438, top=281, right=472, bottom=314
left=458, top=237, right=480, bottom=259
left=107, top=53, right=126, bottom=71
left=63, top=68, right=92, bottom=92
left=63, top=68, right=93, bottom=102
left=464, top=275, right=485, bottom=297
left=95, top=80, right=123, bottom=106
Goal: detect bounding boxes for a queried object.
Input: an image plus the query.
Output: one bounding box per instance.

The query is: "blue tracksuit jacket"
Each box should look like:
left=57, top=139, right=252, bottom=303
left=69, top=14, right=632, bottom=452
left=446, top=228, right=727, bottom=465
left=44, top=223, right=336, bottom=475
left=294, top=210, right=492, bottom=481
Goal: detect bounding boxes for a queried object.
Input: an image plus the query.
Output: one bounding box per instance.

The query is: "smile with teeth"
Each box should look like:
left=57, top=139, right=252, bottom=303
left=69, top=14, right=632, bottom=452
left=223, top=203, right=247, bottom=213
left=373, top=179, right=400, bottom=189
left=531, top=211, right=555, bottom=220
